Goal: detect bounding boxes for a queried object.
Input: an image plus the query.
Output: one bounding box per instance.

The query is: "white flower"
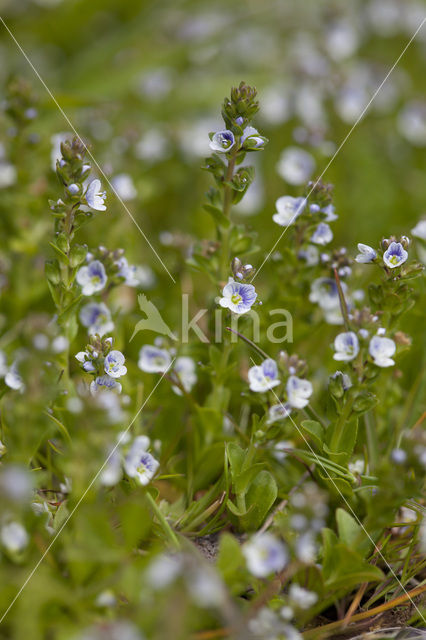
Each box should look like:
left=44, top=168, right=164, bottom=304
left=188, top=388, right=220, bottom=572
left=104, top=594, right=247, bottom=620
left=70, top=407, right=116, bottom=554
left=296, top=532, right=317, bottom=563
left=51, top=336, right=69, bottom=353
left=286, top=376, right=313, bottom=409
left=76, top=260, right=107, bottom=296
left=79, top=302, right=114, bottom=337
left=310, top=222, right=333, bottom=245
left=219, top=278, right=257, bottom=314
left=355, top=243, right=377, bottom=263
left=115, top=257, right=148, bottom=287
left=322, top=203, right=338, bottom=222
left=369, top=335, right=396, bottom=367
left=124, top=439, right=159, bottom=486
left=138, top=345, right=171, bottom=373
left=172, top=357, right=197, bottom=395
left=1, top=521, right=28, bottom=553
left=248, top=359, right=280, bottom=392
left=267, top=403, right=292, bottom=425
left=298, top=245, right=319, bottom=266
left=209, top=130, right=235, bottom=153
left=99, top=449, right=123, bottom=487
left=5, top=362, right=24, bottom=391
left=289, top=584, right=318, bottom=609
left=276, top=147, right=315, bottom=185
left=333, top=331, right=359, bottom=361
left=349, top=459, right=365, bottom=476
left=90, top=375, right=122, bottom=395
left=111, top=173, right=137, bottom=201
left=146, top=553, right=183, bottom=590
left=411, top=219, right=426, bottom=241
left=0, top=162, right=17, bottom=189
left=383, top=241, right=408, bottom=268
left=240, top=126, right=267, bottom=149
left=272, top=196, right=306, bottom=227
left=104, top=350, right=127, bottom=378
left=85, top=179, right=106, bottom=211
left=243, top=533, right=288, bottom=578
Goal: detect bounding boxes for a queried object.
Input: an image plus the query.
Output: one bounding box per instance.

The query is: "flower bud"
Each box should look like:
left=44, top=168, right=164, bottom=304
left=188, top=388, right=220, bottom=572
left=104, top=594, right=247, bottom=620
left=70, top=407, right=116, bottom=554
left=56, top=233, right=69, bottom=254
left=352, top=391, right=377, bottom=413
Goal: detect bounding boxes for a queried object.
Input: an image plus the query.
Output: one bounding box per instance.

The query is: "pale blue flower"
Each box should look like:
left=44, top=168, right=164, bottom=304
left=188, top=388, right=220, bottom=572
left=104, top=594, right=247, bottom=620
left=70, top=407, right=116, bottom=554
left=276, top=147, right=315, bottom=185
left=80, top=302, right=114, bottom=337
left=111, top=173, right=136, bottom=201
left=333, top=331, right=359, bottom=361
left=104, top=350, right=127, bottom=378
left=273, top=196, right=306, bottom=227
left=75, top=350, right=95, bottom=372
left=219, top=278, right=257, bottom=314
left=248, top=359, right=280, bottom=392
left=172, top=356, right=197, bottom=395
left=355, top=243, right=377, bottom=263
left=298, top=245, right=319, bottom=266
left=124, top=439, right=159, bottom=486
left=286, top=376, right=313, bottom=409
left=90, top=375, right=122, bottom=395
left=369, top=335, right=396, bottom=367
left=310, top=222, right=333, bottom=245
left=322, top=204, right=338, bottom=222
left=0, top=521, right=28, bottom=553
left=5, top=364, right=24, bottom=391
left=99, top=449, right=123, bottom=487
left=243, top=533, right=288, bottom=577
left=289, top=584, right=318, bottom=609
left=383, top=241, right=408, bottom=268
left=76, top=260, right=107, bottom=296
left=267, top=403, right=292, bottom=425
left=209, top=130, right=235, bottom=153
left=412, top=219, right=426, bottom=240
left=241, top=126, right=267, bottom=149
left=138, top=345, right=171, bottom=373
left=85, top=179, right=106, bottom=211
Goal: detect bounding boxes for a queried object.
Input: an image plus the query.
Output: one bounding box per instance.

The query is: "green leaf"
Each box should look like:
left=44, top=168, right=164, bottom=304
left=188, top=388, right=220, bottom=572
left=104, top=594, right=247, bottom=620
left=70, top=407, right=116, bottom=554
left=300, top=420, right=325, bottom=451
left=241, top=470, right=277, bottom=531
left=202, top=203, right=230, bottom=228
left=336, top=508, right=372, bottom=557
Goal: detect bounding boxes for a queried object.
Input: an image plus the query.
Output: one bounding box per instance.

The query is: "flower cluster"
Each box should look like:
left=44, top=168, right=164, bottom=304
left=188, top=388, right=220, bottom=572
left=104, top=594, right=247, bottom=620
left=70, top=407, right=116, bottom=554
left=75, top=336, right=127, bottom=394
left=138, top=344, right=197, bottom=395
left=100, top=433, right=160, bottom=488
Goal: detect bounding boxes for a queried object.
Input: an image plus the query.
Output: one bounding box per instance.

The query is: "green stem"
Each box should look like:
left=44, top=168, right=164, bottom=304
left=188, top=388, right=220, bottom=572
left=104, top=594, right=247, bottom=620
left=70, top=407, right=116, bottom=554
left=364, top=411, right=378, bottom=471
left=145, top=491, right=180, bottom=549
left=226, top=327, right=270, bottom=360
left=329, top=393, right=356, bottom=453
left=219, top=146, right=239, bottom=281
left=333, top=268, right=350, bottom=331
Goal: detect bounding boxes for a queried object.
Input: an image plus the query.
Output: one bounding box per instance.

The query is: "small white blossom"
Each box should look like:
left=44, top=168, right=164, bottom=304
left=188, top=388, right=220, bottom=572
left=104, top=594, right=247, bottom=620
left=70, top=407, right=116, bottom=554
left=411, top=219, right=426, bottom=241
left=383, top=241, right=408, bottom=268
left=355, top=243, right=377, bottom=263
left=286, top=376, right=313, bottom=409
left=51, top=336, right=69, bottom=354
left=90, top=375, right=122, bottom=395
left=172, top=356, right=197, bottom=395
left=99, top=449, right=123, bottom=487
left=138, top=345, right=171, bottom=373
left=272, top=196, right=306, bottom=227
left=111, top=173, right=137, bottom=201
left=124, top=439, right=159, bottom=486
left=333, top=331, right=359, bottom=361
left=243, top=533, right=288, bottom=578
left=240, top=126, right=267, bottom=149
left=298, top=245, right=319, bottom=266
left=296, top=532, right=317, bottom=563
left=248, top=359, right=280, bottom=392
left=76, top=260, right=107, bottom=296
left=267, top=403, right=292, bottom=425
left=369, top=335, right=396, bottom=367
left=80, top=302, right=114, bottom=337
left=276, top=147, right=315, bottom=185
left=209, top=130, right=235, bottom=153
left=104, top=350, right=127, bottom=378
left=310, top=222, right=333, bottom=245
left=349, top=459, right=365, bottom=476
left=0, top=351, right=8, bottom=377
left=289, top=584, right=318, bottom=609
left=1, top=521, right=28, bottom=553
left=219, top=278, right=257, bottom=314
left=5, top=363, right=24, bottom=391
left=85, top=179, right=106, bottom=211
left=146, top=553, right=183, bottom=590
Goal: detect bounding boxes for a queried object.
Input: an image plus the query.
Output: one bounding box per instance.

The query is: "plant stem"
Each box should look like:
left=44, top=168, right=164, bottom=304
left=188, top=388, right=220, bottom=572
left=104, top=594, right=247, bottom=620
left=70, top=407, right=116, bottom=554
left=145, top=491, right=180, bottom=549
left=333, top=268, right=350, bottom=331
left=364, top=411, right=378, bottom=471
left=219, top=146, right=238, bottom=281
left=226, top=327, right=270, bottom=360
